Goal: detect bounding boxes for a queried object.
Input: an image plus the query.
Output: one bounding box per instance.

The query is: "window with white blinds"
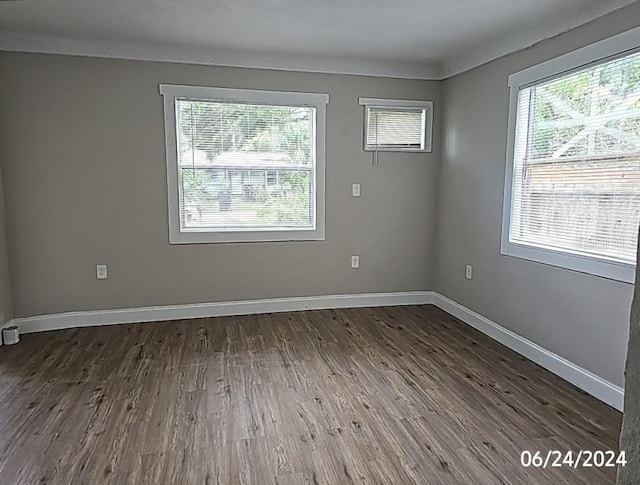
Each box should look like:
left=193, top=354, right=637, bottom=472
left=502, top=31, right=640, bottom=282
left=160, top=85, right=328, bottom=244
left=358, top=98, right=433, bottom=152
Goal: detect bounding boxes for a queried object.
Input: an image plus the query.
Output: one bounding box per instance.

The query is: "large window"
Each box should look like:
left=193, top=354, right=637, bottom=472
left=502, top=29, right=640, bottom=282
left=160, top=85, right=328, bottom=243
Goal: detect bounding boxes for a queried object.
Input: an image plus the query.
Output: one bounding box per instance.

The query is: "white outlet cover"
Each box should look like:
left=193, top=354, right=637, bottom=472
left=351, top=255, right=360, bottom=268
left=96, top=264, right=108, bottom=280
left=352, top=183, right=361, bottom=197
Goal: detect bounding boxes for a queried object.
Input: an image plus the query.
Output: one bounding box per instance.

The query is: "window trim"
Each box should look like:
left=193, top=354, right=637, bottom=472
left=159, top=84, right=328, bottom=244
left=358, top=97, right=433, bottom=152
left=501, top=26, right=640, bottom=283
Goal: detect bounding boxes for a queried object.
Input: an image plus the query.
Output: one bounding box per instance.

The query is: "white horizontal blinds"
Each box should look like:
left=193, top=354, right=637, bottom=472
left=367, top=107, right=424, bottom=149
left=175, top=98, right=315, bottom=231
left=511, top=50, right=640, bottom=263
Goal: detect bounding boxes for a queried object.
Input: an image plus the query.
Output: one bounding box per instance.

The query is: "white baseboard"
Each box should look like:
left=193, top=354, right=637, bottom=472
left=12, top=291, right=436, bottom=334
left=8, top=290, right=623, bottom=411
left=432, top=293, right=624, bottom=412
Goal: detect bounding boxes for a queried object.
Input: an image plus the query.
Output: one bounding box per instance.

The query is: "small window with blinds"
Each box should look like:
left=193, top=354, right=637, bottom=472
left=502, top=35, right=640, bottom=282
left=160, top=85, right=328, bottom=244
left=358, top=98, right=433, bottom=152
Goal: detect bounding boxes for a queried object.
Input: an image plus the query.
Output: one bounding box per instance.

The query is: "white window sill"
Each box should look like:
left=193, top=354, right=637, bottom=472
left=500, top=240, right=635, bottom=283
left=363, top=146, right=431, bottom=153
left=169, top=228, right=325, bottom=244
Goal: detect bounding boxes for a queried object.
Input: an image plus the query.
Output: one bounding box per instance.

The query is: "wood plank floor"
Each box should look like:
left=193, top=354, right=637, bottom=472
left=0, top=305, right=621, bottom=484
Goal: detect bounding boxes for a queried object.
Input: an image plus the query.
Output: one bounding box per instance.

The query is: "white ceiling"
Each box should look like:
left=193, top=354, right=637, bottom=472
left=0, top=0, right=636, bottom=79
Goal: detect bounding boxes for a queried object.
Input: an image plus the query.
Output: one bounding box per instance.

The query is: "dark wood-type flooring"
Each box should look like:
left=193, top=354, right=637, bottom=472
left=0, top=305, right=622, bottom=484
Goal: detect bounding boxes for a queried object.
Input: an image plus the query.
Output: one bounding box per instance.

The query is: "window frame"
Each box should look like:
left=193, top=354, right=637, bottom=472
left=358, top=97, right=433, bottom=153
left=159, top=84, right=328, bottom=244
left=501, top=27, right=640, bottom=283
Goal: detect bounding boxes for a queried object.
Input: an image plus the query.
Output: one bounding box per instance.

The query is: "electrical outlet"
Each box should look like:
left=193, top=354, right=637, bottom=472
left=351, top=255, right=360, bottom=268
left=96, top=264, right=108, bottom=280
left=352, top=183, right=361, bottom=197
left=465, top=264, right=473, bottom=280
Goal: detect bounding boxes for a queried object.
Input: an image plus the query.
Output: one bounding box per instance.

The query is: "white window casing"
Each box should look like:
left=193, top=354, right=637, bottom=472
left=502, top=26, right=640, bottom=283
left=160, top=84, right=328, bottom=244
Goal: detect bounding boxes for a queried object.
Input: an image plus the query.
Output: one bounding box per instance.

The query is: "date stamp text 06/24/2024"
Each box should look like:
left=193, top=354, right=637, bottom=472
left=520, top=450, right=626, bottom=469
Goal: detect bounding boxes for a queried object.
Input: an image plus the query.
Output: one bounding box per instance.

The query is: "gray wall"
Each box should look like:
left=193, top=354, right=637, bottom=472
left=0, top=164, right=12, bottom=325
left=0, top=52, right=441, bottom=317
left=434, top=2, right=640, bottom=387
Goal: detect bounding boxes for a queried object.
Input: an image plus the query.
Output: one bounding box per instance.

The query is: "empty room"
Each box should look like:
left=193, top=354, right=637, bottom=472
left=2, top=0, right=640, bottom=483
